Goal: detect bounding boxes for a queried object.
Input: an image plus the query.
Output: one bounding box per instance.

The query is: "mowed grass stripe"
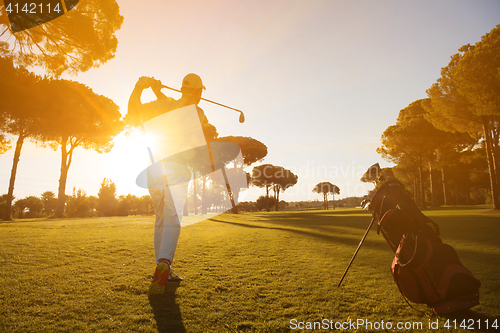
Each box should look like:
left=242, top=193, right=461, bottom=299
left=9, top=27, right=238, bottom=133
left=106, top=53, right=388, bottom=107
left=0, top=208, right=499, bottom=332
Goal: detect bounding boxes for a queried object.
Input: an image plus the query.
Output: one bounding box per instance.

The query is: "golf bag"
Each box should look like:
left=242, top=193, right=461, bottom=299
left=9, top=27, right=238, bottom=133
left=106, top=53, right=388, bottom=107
left=369, top=179, right=481, bottom=315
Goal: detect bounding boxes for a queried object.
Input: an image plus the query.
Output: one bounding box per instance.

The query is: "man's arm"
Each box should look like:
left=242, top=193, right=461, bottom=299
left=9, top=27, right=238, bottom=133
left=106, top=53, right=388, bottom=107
left=127, top=76, right=151, bottom=126
left=126, top=77, right=165, bottom=126
left=151, top=79, right=169, bottom=100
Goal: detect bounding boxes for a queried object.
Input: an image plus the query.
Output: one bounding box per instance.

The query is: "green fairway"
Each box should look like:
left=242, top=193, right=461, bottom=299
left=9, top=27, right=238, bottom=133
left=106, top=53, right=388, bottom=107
left=0, top=208, right=499, bottom=332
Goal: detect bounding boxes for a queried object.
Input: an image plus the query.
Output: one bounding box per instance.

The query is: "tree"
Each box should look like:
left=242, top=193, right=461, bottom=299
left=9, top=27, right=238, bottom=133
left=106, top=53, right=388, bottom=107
left=215, top=136, right=267, bottom=213
left=215, top=136, right=268, bottom=167
left=0, top=129, right=9, bottom=154
left=87, top=195, right=98, bottom=215
left=116, top=195, right=129, bottom=216
left=65, top=188, right=92, bottom=217
left=390, top=157, right=422, bottom=203
left=127, top=194, right=141, bottom=216
left=251, top=164, right=275, bottom=211
left=0, top=194, right=10, bottom=218
left=237, top=201, right=258, bottom=212
left=206, top=179, right=229, bottom=213
left=41, top=191, right=57, bottom=216
left=0, top=0, right=123, bottom=76
left=256, top=195, right=277, bottom=211
left=0, top=55, right=47, bottom=220
left=97, top=178, right=117, bottom=216
left=426, top=24, right=500, bottom=209
left=0, top=51, right=10, bottom=154
left=1, top=0, right=123, bottom=219
left=0, top=57, right=10, bottom=154
left=336, top=196, right=366, bottom=208
left=218, top=167, right=249, bottom=213
left=116, top=194, right=141, bottom=216
left=139, top=195, right=153, bottom=215
left=377, top=99, right=444, bottom=207
left=39, top=79, right=124, bottom=217
left=432, top=130, right=476, bottom=206
left=271, top=166, right=298, bottom=211
left=23, top=196, right=44, bottom=217
left=12, top=197, right=28, bottom=218
left=313, top=182, right=340, bottom=210
left=11, top=195, right=44, bottom=218
left=251, top=164, right=298, bottom=211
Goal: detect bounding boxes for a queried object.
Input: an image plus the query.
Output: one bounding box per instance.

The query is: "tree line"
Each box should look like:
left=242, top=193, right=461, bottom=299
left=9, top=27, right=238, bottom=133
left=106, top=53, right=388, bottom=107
left=376, top=24, right=500, bottom=209
left=0, top=179, right=153, bottom=219
left=151, top=161, right=300, bottom=216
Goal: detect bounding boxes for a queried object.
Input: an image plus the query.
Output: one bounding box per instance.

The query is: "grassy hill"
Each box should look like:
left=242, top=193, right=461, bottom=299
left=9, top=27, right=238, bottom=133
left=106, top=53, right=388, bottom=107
left=1, top=207, right=499, bottom=332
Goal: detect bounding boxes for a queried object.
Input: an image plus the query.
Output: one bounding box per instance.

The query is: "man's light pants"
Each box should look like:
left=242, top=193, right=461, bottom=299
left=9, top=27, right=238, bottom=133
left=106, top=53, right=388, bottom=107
left=147, top=161, right=191, bottom=264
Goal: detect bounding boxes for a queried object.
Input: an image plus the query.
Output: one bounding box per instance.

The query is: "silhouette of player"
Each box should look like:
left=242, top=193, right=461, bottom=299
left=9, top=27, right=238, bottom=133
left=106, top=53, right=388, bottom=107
left=127, top=74, right=217, bottom=295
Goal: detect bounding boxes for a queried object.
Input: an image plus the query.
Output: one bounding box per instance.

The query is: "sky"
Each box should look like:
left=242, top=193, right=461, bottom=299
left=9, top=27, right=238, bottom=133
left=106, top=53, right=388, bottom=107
left=1, top=0, right=499, bottom=203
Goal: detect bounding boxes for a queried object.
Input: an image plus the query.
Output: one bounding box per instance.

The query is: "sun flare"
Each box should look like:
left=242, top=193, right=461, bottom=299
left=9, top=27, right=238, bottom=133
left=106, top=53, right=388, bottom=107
left=101, top=128, right=157, bottom=195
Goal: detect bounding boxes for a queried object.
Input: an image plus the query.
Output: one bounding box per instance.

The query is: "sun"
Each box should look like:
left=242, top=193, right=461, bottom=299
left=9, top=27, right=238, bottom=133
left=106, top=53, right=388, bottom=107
left=101, top=128, right=156, bottom=196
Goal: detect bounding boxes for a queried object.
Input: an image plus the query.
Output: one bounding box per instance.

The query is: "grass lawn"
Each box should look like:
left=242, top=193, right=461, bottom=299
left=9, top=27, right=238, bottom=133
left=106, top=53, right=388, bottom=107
left=0, top=207, right=499, bottom=332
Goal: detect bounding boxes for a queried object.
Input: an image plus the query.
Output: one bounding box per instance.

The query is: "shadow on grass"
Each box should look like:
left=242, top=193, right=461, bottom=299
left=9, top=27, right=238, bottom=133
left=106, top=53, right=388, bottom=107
left=422, top=205, right=493, bottom=211
left=148, top=283, right=185, bottom=333
left=226, top=211, right=500, bottom=261
left=224, top=211, right=374, bottom=235
left=209, top=218, right=386, bottom=252
left=254, top=211, right=371, bottom=226
left=429, top=215, right=500, bottom=249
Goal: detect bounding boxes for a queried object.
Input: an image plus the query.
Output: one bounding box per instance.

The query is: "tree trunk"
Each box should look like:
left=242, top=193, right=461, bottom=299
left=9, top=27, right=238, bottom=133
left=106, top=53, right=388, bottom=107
left=332, top=192, right=336, bottom=210
left=429, top=162, right=437, bottom=207
left=4, top=134, right=25, bottom=220
left=491, top=120, right=500, bottom=193
left=482, top=120, right=500, bottom=210
left=231, top=169, right=241, bottom=214
left=465, top=174, right=471, bottom=205
left=323, top=193, right=328, bottom=210
left=275, top=188, right=280, bottom=211
left=441, top=168, right=449, bottom=206
left=418, top=165, right=426, bottom=208
left=183, top=195, right=189, bottom=216
left=202, top=175, right=206, bottom=214
left=193, top=178, right=198, bottom=215
left=265, top=185, right=270, bottom=212
left=413, top=176, right=418, bottom=203
left=55, top=137, right=71, bottom=217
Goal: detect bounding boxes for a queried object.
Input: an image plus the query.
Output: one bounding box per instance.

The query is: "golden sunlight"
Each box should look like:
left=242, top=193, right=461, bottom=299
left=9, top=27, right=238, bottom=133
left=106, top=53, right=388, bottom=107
left=101, top=128, right=157, bottom=195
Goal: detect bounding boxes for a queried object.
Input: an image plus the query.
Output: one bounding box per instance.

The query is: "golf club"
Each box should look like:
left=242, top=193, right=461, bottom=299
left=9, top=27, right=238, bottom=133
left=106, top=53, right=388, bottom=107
left=161, top=84, right=245, bottom=123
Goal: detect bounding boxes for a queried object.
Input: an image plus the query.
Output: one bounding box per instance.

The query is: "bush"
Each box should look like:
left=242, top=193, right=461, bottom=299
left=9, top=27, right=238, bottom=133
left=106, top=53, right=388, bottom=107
left=256, top=196, right=277, bottom=211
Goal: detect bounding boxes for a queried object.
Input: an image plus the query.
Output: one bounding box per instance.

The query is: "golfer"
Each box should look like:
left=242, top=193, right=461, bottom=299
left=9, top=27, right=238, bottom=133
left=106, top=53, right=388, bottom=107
left=127, top=73, right=215, bottom=295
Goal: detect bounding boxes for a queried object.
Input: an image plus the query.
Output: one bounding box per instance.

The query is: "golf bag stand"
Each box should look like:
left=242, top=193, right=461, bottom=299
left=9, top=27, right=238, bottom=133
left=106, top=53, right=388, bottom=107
left=368, top=177, right=481, bottom=315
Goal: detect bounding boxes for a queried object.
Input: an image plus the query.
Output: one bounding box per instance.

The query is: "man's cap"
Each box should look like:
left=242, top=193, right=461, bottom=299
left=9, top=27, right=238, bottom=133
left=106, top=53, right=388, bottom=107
left=182, top=73, right=205, bottom=90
